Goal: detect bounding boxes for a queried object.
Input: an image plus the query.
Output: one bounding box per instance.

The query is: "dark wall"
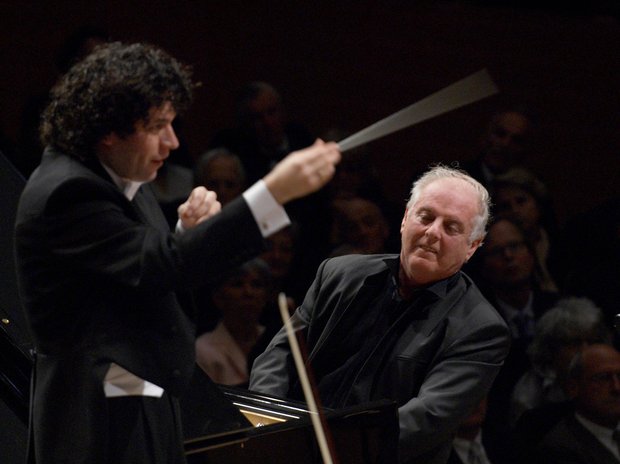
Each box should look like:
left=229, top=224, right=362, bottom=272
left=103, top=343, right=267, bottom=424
left=2, top=1, right=619, bottom=225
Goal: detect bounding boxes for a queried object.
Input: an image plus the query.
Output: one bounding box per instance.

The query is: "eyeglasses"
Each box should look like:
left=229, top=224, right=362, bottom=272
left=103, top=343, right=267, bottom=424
left=484, top=241, right=527, bottom=259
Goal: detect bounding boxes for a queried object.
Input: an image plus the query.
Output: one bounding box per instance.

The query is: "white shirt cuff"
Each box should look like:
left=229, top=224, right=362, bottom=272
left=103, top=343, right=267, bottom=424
left=243, top=180, right=290, bottom=237
left=103, top=362, right=164, bottom=398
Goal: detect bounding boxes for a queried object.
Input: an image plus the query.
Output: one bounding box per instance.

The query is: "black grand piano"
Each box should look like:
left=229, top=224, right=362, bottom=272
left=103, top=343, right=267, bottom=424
left=180, top=371, right=398, bottom=463
left=0, top=151, right=398, bottom=463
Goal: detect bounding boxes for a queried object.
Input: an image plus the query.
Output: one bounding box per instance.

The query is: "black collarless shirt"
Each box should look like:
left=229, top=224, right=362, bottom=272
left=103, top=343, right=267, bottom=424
left=316, top=263, right=459, bottom=408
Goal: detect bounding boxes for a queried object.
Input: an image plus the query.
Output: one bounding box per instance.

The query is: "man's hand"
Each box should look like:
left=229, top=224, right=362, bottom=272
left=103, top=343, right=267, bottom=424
left=177, top=187, right=222, bottom=229
left=263, top=139, right=341, bottom=205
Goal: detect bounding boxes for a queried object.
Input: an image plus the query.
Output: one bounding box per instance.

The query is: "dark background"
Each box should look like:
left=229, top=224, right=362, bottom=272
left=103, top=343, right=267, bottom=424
left=1, top=0, right=619, bottom=226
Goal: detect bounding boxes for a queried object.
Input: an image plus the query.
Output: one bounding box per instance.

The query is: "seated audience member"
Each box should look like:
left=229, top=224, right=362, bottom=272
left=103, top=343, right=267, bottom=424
left=475, top=216, right=559, bottom=361
left=210, top=81, right=314, bottom=184
left=258, top=223, right=305, bottom=332
left=534, top=344, right=620, bottom=464
left=194, top=148, right=246, bottom=206
left=211, top=81, right=332, bottom=280
left=511, top=297, right=612, bottom=427
left=491, top=167, right=560, bottom=292
left=322, top=129, right=383, bottom=200
left=461, top=107, right=534, bottom=188
left=328, top=196, right=393, bottom=256
left=195, top=258, right=274, bottom=387
left=323, top=127, right=407, bottom=243
left=469, top=216, right=559, bottom=461
left=448, top=397, right=497, bottom=464
left=250, top=165, right=511, bottom=464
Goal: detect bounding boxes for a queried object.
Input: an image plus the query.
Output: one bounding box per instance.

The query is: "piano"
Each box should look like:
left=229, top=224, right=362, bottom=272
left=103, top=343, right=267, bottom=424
left=180, top=370, right=399, bottom=463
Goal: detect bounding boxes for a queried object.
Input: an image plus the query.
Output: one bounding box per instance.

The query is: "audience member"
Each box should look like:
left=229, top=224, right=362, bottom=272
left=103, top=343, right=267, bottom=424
left=195, top=258, right=274, bottom=387
left=448, top=397, right=497, bottom=464
left=250, top=165, right=511, bottom=464
left=210, top=81, right=314, bottom=184
left=461, top=108, right=534, bottom=188
left=194, top=147, right=246, bottom=206
left=534, top=344, right=620, bottom=464
left=323, top=127, right=406, bottom=243
left=257, top=223, right=306, bottom=333
left=328, top=195, right=393, bottom=256
left=470, top=216, right=559, bottom=462
left=511, top=297, right=612, bottom=427
left=211, top=81, right=331, bottom=282
left=322, top=129, right=383, bottom=199
left=475, top=217, right=559, bottom=347
left=509, top=298, right=613, bottom=463
left=491, top=167, right=561, bottom=292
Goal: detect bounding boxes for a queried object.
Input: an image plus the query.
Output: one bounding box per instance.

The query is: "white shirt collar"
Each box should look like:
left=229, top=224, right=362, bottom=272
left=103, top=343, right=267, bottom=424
left=575, top=412, right=620, bottom=459
left=100, top=162, right=143, bottom=201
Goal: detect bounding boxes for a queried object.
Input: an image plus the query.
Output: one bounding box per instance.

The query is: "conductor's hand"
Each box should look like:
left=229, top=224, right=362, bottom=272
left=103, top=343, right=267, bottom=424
left=178, top=187, right=222, bottom=229
left=263, top=139, right=341, bottom=205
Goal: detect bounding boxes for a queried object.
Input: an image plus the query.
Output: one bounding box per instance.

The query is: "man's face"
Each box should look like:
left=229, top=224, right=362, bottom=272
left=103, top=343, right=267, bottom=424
left=570, top=345, right=620, bottom=428
left=399, top=178, right=482, bottom=289
left=493, top=185, right=541, bottom=235
left=336, top=198, right=389, bottom=254
left=213, top=268, right=268, bottom=320
left=98, top=102, right=179, bottom=182
left=245, top=90, right=285, bottom=149
left=481, top=111, right=530, bottom=174
left=481, top=219, right=534, bottom=289
left=260, top=228, right=295, bottom=280
left=201, top=157, right=244, bottom=206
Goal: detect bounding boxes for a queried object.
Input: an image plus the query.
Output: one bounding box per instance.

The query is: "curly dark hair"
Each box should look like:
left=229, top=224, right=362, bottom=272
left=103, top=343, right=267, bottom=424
left=41, top=41, right=194, bottom=160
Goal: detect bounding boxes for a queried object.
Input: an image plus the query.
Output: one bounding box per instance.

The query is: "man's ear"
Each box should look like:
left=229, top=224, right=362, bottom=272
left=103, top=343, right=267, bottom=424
left=465, top=238, right=483, bottom=262
left=400, top=207, right=409, bottom=235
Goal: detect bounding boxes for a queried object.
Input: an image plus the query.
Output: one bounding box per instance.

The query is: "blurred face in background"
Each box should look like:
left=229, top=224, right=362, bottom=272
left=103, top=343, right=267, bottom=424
left=569, top=344, right=620, bottom=428
left=199, top=156, right=244, bottom=206
left=245, top=89, right=286, bottom=149
left=493, top=185, right=541, bottom=236
left=333, top=197, right=389, bottom=254
left=480, top=111, right=530, bottom=174
left=260, top=228, right=296, bottom=281
left=481, top=219, right=534, bottom=289
left=213, top=268, right=269, bottom=323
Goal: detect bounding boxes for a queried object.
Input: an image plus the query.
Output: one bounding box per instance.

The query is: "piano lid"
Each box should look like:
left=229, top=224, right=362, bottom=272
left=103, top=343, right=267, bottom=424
left=181, top=369, right=399, bottom=464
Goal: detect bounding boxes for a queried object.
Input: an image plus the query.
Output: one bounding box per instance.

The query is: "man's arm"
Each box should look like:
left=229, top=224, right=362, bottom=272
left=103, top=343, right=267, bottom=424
left=397, top=313, right=510, bottom=462
left=248, top=256, right=328, bottom=396
left=246, top=310, right=306, bottom=397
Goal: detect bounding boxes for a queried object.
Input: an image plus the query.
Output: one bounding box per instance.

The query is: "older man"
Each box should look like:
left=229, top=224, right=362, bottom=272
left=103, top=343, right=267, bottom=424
left=250, top=165, right=511, bottom=464
left=535, top=344, right=620, bottom=464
